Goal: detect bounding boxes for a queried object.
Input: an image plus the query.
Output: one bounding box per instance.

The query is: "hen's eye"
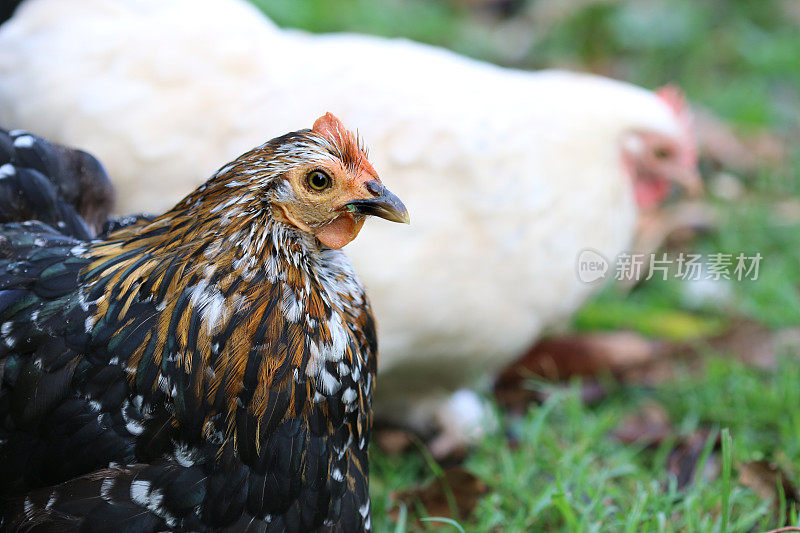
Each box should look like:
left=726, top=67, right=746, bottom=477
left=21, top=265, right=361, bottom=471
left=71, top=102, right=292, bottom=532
left=306, top=170, right=332, bottom=191
left=654, top=146, right=672, bottom=160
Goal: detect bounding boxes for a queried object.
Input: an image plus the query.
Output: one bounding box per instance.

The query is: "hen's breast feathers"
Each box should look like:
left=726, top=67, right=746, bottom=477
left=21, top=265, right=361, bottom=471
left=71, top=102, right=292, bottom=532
left=0, top=184, right=377, bottom=530
left=84, top=210, right=376, bottom=440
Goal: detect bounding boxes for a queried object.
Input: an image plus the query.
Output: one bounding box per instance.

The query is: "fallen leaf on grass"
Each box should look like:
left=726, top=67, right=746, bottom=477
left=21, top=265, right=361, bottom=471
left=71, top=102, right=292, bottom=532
left=375, top=427, right=467, bottom=465
left=375, top=428, right=415, bottom=456
left=428, top=436, right=470, bottom=465
left=495, top=378, right=607, bottom=412
left=667, top=429, right=720, bottom=490
left=390, top=466, right=488, bottom=524
left=612, top=402, right=672, bottom=446
left=494, top=332, right=672, bottom=411
left=496, top=319, right=800, bottom=413
left=496, top=332, right=668, bottom=382
left=494, top=321, right=800, bottom=413
left=707, top=321, right=800, bottom=370
left=739, top=460, right=800, bottom=523
left=611, top=403, right=720, bottom=490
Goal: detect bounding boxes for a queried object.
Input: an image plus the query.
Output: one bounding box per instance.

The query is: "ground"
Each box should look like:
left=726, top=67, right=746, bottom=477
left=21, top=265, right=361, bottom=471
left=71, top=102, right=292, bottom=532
left=254, top=1, right=800, bottom=530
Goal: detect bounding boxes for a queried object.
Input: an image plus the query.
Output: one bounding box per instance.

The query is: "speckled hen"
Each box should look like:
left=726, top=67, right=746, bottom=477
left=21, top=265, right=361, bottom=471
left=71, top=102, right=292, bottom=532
left=0, top=114, right=408, bottom=531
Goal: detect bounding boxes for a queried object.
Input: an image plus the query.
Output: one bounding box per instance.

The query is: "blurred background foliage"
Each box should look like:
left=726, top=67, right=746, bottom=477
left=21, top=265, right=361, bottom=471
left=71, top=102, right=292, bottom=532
left=255, top=0, right=800, bottom=132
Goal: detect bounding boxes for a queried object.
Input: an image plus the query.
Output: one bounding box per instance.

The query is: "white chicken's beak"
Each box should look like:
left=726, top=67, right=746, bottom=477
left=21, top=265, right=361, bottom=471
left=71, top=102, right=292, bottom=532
left=671, top=166, right=704, bottom=198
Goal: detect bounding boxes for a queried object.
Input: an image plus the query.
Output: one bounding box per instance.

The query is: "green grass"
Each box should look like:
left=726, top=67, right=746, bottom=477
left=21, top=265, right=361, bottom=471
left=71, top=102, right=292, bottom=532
left=370, top=356, right=800, bottom=531
left=251, top=0, right=800, bottom=530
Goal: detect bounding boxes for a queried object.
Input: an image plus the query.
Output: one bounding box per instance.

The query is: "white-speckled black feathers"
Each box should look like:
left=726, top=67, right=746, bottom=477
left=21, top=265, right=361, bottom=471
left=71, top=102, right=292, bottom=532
left=0, top=125, right=384, bottom=531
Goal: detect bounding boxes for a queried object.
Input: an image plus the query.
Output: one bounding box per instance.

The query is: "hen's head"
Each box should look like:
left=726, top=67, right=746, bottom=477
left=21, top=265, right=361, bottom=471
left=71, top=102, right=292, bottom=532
left=620, top=86, right=702, bottom=211
left=192, top=113, right=408, bottom=249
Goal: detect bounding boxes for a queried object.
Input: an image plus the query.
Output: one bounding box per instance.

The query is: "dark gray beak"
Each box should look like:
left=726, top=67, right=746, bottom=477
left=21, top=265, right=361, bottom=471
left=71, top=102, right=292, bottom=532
left=345, top=182, right=410, bottom=224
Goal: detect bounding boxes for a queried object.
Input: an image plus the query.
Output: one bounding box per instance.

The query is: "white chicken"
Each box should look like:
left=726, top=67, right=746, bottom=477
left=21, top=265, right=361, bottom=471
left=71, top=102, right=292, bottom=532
left=0, top=0, right=699, bottom=450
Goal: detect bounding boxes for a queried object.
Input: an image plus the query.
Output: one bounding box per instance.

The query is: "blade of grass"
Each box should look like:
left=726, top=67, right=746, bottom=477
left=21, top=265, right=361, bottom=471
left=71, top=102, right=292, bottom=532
left=721, top=428, right=733, bottom=533
left=420, top=517, right=467, bottom=533
left=410, top=434, right=461, bottom=520
left=393, top=502, right=408, bottom=533
left=552, top=476, right=579, bottom=529
left=779, top=472, right=788, bottom=529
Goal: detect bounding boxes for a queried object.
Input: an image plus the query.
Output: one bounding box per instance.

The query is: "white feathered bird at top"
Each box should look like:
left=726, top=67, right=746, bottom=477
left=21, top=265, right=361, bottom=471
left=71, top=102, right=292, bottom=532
left=0, top=0, right=700, bottom=450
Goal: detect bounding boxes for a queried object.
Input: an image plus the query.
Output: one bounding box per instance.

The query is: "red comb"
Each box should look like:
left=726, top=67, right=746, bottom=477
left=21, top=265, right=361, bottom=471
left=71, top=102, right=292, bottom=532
left=312, top=113, right=349, bottom=143
left=312, top=113, right=377, bottom=179
left=655, top=85, right=687, bottom=116
left=656, top=84, right=697, bottom=168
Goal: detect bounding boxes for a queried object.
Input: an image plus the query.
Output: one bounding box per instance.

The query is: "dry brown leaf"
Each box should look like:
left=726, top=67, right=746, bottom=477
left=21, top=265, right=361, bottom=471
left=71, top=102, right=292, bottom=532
left=496, top=332, right=669, bottom=382
left=739, top=460, right=800, bottom=518
left=389, top=466, right=488, bottom=523
left=492, top=383, right=538, bottom=412
left=494, top=331, right=676, bottom=410
left=499, top=379, right=608, bottom=413
left=494, top=318, right=800, bottom=411
left=609, top=402, right=722, bottom=490
left=375, top=428, right=415, bottom=456
left=707, top=320, right=800, bottom=370
left=667, top=429, right=720, bottom=490
left=428, top=435, right=470, bottom=465
left=708, top=320, right=778, bottom=369
left=494, top=376, right=607, bottom=411
left=612, top=402, right=672, bottom=447
left=610, top=404, right=721, bottom=490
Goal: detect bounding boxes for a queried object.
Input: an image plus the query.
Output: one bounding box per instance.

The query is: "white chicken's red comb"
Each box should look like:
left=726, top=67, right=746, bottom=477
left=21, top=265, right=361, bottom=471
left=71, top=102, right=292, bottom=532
left=656, top=84, right=698, bottom=168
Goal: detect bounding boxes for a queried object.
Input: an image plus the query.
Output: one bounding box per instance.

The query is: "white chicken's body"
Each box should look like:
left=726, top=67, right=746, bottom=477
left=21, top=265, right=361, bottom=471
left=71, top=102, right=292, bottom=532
left=0, top=0, right=685, bottom=434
